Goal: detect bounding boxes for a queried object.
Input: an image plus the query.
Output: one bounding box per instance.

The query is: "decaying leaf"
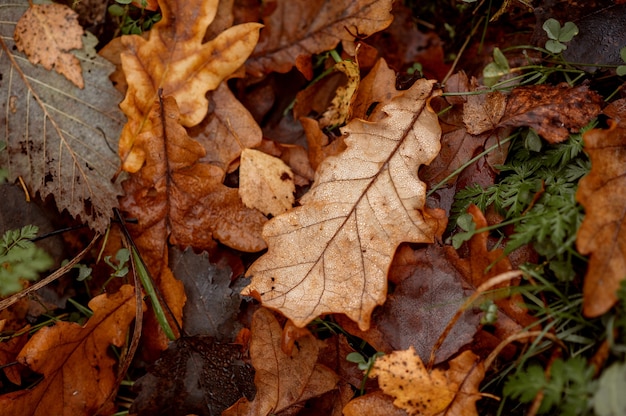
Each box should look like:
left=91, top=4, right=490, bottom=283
left=244, top=79, right=443, bottom=330
left=370, top=347, right=484, bottom=416
left=343, top=390, right=409, bottom=416
left=497, top=83, right=602, bottom=143
left=239, top=149, right=295, bottom=216
left=170, top=247, right=243, bottom=339
left=319, top=60, right=361, bottom=127
left=118, top=0, right=262, bottom=171
left=246, top=0, right=394, bottom=76
left=0, top=2, right=125, bottom=232
left=13, top=3, right=84, bottom=88
left=0, top=285, right=141, bottom=416
left=131, top=336, right=255, bottom=416
left=223, top=308, right=339, bottom=416
left=576, top=104, right=626, bottom=316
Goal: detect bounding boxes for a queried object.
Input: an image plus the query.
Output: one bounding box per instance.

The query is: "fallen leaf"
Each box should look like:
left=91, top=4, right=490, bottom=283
left=319, top=60, right=361, bottom=127
left=0, top=3, right=125, bottom=232
left=351, top=58, right=398, bottom=121
left=300, top=116, right=347, bottom=171
left=370, top=348, right=484, bottom=416
left=239, top=149, right=295, bottom=216
left=463, top=86, right=506, bottom=135
left=243, top=79, right=443, bottom=330
left=223, top=308, right=339, bottom=416
left=0, top=285, right=141, bottom=416
left=118, top=0, right=262, bottom=171
left=246, top=0, right=394, bottom=76
left=343, top=390, right=409, bottom=416
left=131, top=336, right=256, bottom=416
left=188, top=83, right=262, bottom=174
left=576, top=113, right=626, bottom=316
left=497, top=83, right=602, bottom=143
left=170, top=248, right=243, bottom=339
left=13, top=3, right=84, bottom=88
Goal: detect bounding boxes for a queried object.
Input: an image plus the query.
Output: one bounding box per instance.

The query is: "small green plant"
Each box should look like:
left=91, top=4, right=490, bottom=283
left=452, top=123, right=593, bottom=280
left=503, top=356, right=595, bottom=415
left=617, top=46, right=626, bottom=76
left=0, top=225, right=53, bottom=296
left=542, top=18, right=579, bottom=54
left=104, top=248, right=130, bottom=278
left=346, top=351, right=384, bottom=395
left=483, top=47, right=510, bottom=87
left=108, top=0, right=161, bottom=35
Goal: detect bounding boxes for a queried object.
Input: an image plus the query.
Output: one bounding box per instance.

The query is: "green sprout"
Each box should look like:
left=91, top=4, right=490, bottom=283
left=542, top=18, right=579, bottom=54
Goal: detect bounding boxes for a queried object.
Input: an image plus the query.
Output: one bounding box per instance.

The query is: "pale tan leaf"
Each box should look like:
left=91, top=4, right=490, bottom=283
left=239, top=149, right=295, bottom=216
left=243, top=79, right=443, bottom=330
left=13, top=3, right=84, bottom=88
left=246, top=0, right=393, bottom=76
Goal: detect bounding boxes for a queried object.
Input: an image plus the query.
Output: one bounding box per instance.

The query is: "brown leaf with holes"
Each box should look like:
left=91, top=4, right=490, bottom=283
left=223, top=308, right=339, bottom=416
left=118, top=0, right=262, bottom=172
left=577, top=101, right=626, bottom=317
left=243, top=79, right=443, bottom=330
left=497, top=83, right=602, bottom=143
left=246, top=0, right=393, bottom=76
left=0, top=285, right=141, bottom=416
left=13, top=3, right=84, bottom=88
left=369, top=348, right=484, bottom=416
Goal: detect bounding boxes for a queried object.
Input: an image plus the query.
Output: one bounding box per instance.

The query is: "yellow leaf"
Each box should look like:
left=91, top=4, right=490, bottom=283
left=243, top=79, right=443, bottom=330
left=239, top=149, right=295, bottom=216
left=118, top=0, right=262, bottom=172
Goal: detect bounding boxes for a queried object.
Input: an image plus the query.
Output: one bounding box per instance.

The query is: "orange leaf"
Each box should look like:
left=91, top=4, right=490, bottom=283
left=223, top=308, right=339, bottom=416
left=118, top=0, right=262, bottom=171
left=0, top=285, right=141, bottom=416
left=343, top=390, right=409, bottom=416
left=13, top=3, right=84, bottom=88
left=247, top=0, right=393, bottom=76
left=577, top=114, right=626, bottom=316
left=243, top=79, right=443, bottom=330
left=370, top=348, right=484, bottom=416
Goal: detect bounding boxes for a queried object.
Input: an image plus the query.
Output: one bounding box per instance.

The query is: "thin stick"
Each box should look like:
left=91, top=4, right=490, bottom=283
left=0, top=232, right=101, bottom=311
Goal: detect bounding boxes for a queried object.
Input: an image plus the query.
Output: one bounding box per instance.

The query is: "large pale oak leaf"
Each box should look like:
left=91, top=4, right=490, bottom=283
left=246, top=0, right=393, bottom=76
left=118, top=0, right=262, bottom=171
left=0, top=285, right=141, bottom=416
left=0, top=2, right=124, bottom=232
left=577, top=112, right=626, bottom=316
left=243, top=79, right=443, bottom=330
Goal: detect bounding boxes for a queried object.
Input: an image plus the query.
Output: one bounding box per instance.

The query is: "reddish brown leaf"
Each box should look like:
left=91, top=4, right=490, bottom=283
left=343, top=390, right=409, bottom=416
left=243, top=79, right=443, bottom=330
left=13, top=4, right=84, bottom=88
left=246, top=0, right=393, bottom=76
left=576, top=108, right=626, bottom=316
left=0, top=285, right=140, bottom=416
left=497, top=83, right=602, bottom=143
left=223, top=308, right=339, bottom=416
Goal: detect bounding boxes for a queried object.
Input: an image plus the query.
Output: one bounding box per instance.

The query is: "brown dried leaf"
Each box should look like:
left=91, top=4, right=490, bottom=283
left=343, top=390, right=409, bottom=416
left=13, top=3, right=84, bottom=88
left=319, top=60, right=361, bottom=127
left=497, top=83, right=602, bottom=143
left=0, top=285, right=140, bottom=416
left=463, top=88, right=506, bottom=135
left=223, top=308, right=339, bottom=416
left=246, top=0, right=393, bottom=76
left=577, top=111, right=626, bottom=316
left=243, top=79, right=443, bottom=330
left=369, top=348, right=484, bottom=416
left=239, top=149, right=295, bottom=216
left=118, top=0, right=262, bottom=171
left=351, top=58, right=398, bottom=120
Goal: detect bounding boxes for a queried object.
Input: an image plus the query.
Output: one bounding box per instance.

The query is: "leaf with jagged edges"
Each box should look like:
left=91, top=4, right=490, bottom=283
left=243, top=79, right=443, bottom=330
left=0, top=1, right=124, bottom=232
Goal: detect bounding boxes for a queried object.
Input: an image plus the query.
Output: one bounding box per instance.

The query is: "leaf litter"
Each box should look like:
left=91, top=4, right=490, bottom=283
left=0, top=0, right=623, bottom=415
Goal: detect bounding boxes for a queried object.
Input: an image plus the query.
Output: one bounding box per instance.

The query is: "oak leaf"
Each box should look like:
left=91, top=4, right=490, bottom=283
left=497, top=83, right=602, bottom=143
left=13, top=3, right=84, bottom=88
left=576, top=107, right=626, bottom=316
left=0, top=2, right=125, bottom=232
left=246, top=0, right=394, bottom=76
left=0, top=285, right=141, bottom=416
left=243, top=79, right=443, bottom=331
left=370, top=348, right=484, bottom=416
left=239, top=149, right=295, bottom=216
left=223, top=308, right=339, bottom=416
left=118, top=0, right=262, bottom=171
